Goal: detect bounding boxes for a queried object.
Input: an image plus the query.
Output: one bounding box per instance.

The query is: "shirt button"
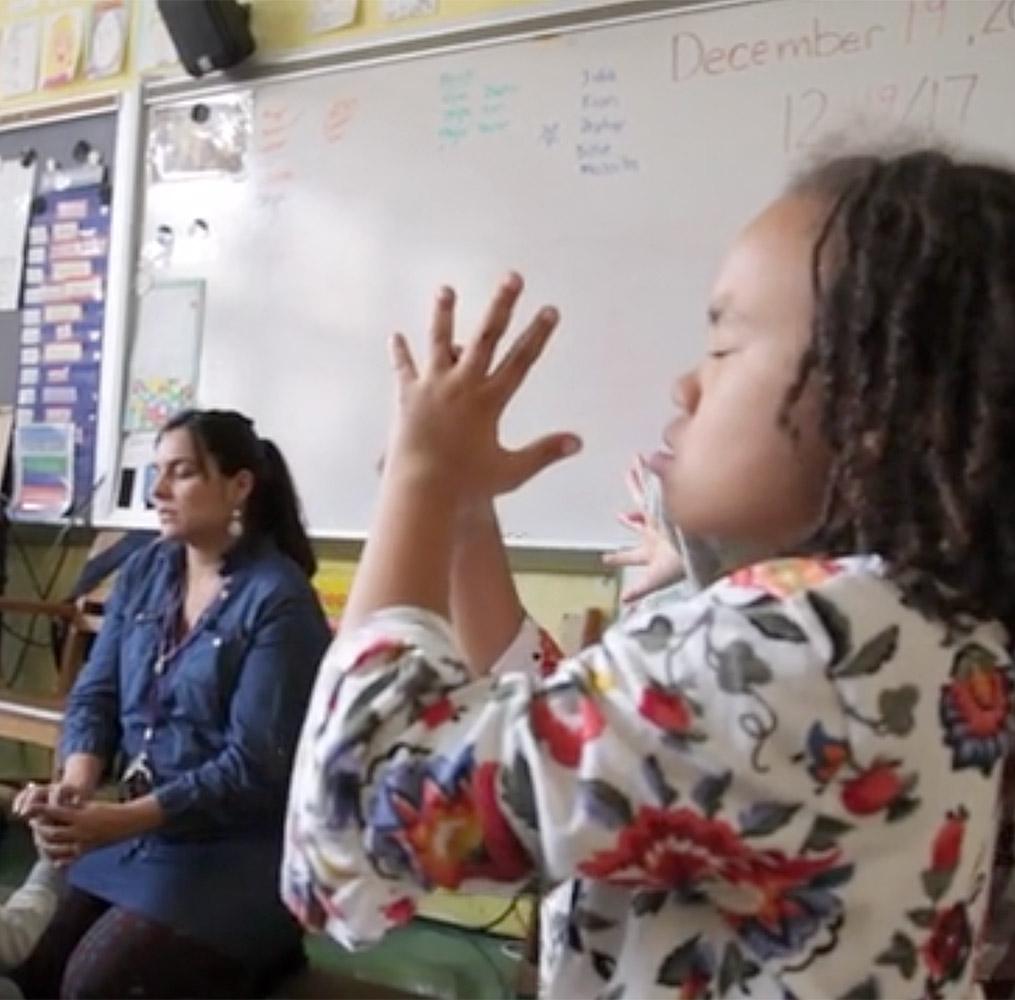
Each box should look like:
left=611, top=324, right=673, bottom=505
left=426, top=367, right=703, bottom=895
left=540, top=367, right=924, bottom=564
left=154, top=660, right=165, bottom=676
left=144, top=727, right=154, bottom=741
left=212, top=636, right=222, bottom=648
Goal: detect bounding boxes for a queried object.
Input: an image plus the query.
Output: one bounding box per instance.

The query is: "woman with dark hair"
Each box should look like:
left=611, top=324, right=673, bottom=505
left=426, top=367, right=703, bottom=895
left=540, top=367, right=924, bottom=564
left=13, top=409, right=330, bottom=999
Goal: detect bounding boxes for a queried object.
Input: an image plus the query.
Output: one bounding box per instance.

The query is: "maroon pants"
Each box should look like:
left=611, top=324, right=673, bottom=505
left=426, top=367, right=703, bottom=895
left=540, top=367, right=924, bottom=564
left=13, top=886, right=262, bottom=999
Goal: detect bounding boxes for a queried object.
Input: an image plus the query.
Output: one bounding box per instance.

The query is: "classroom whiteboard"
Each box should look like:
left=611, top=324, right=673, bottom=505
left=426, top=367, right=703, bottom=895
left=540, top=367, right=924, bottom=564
left=124, top=0, right=1015, bottom=547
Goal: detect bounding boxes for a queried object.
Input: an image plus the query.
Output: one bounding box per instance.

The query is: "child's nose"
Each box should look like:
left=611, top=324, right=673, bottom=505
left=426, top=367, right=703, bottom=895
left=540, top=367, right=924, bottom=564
left=672, top=370, right=701, bottom=415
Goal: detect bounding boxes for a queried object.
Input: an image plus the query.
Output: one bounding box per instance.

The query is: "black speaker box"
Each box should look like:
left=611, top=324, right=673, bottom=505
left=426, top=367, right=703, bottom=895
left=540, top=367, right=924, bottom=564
left=157, top=1, right=256, bottom=78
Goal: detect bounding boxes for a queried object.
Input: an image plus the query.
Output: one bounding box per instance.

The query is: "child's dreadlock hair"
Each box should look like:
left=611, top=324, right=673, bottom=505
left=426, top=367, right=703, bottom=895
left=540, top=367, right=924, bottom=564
left=783, top=148, right=1015, bottom=637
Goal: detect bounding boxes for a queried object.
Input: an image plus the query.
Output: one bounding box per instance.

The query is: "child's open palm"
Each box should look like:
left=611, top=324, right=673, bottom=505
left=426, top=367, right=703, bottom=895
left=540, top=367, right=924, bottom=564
left=383, top=272, right=581, bottom=501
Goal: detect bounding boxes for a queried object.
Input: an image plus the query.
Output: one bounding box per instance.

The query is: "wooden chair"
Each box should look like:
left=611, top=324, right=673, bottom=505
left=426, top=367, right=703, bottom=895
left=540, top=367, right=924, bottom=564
left=0, top=598, right=92, bottom=749
left=0, top=532, right=121, bottom=750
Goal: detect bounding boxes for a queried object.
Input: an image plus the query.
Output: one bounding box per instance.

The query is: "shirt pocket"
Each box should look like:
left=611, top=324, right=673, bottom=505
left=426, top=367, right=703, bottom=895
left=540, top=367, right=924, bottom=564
left=168, top=629, right=249, bottom=729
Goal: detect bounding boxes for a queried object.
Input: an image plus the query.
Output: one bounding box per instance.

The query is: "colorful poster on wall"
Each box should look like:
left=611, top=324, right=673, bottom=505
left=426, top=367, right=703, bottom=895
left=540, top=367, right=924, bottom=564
left=39, top=7, right=83, bottom=89
left=0, top=17, right=40, bottom=98
left=87, top=0, right=127, bottom=80
left=12, top=421, right=74, bottom=518
left=125, top=280, right=204, bottom=432
left=15, top=178, right=110, bottom=518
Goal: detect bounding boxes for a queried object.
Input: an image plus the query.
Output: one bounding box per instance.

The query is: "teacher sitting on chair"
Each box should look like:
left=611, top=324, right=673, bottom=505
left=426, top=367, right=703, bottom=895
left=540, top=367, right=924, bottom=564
left=13, top=409, right=331, bottom=999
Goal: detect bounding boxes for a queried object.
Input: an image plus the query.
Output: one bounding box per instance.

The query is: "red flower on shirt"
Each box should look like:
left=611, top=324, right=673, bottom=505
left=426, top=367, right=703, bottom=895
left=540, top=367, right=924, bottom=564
left=580, top=803, right=849, bottom=961
left=930, top=807, right=967, bottom=873
left=418, top=695, right=456, bottom=729
left=375, top=749, right=533, bottom=890
left=382, top=896, right=416, bottom=926
left=530, top=684, right=605, bottom=768
left=580, top=805, right=748, bottom=887
left=940, top=643, right=1015, bottom=776
left=922, top=902, right=972, bottom=986
left=802, top=722, right=851, bottom=785
left=639, top=684, right=695, bottom=736
left=581, top=804, right=838, bottom=891
left=840, top=759, right=915, bottom=816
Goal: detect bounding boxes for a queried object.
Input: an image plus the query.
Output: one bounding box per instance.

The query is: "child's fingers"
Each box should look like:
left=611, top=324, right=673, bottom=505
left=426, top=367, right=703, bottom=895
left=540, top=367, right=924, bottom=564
left=603, top=544, right=649, bottom=568
left=460, top=272, right=524, bottom=376
left=620, top=581, right=654, bottom=604
left=624, top=463, right=646, bottom=509
left=36, top=838, right=79, bottom=864
left=428, top=286, right=457, bottom=372
left=388, top=332, right=418, bottom=385
left=14, top=782, right=45, bottom=817
left=32, top=820, right=78, bottom=845
left=634, top=453, right=650, bottom=497
left=617, top=510, right=646, bottom=530
left=17, top=801, right=50, bottom=822
left=491, top=305, right=559, bottom=403
left=501, top=431, right=581, bottom=493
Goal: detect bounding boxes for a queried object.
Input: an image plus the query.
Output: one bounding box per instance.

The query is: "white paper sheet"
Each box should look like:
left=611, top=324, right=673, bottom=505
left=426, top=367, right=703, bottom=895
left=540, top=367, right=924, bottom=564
left=0, top=157, right=37, bottom=310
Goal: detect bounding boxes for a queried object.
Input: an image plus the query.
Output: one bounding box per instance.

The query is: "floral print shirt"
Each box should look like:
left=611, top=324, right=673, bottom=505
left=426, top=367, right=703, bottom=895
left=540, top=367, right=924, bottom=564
left=283, top=557, right=1013, bottom=999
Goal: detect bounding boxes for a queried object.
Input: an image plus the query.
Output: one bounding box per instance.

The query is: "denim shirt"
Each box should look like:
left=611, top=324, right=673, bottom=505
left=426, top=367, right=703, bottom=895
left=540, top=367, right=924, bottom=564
left=61, top=538, right=331, bottom=964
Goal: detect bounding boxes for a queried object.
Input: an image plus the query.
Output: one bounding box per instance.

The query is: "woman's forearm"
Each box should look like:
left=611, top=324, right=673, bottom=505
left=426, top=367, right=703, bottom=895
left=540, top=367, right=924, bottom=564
left=60, top=753, right=105, bottom=798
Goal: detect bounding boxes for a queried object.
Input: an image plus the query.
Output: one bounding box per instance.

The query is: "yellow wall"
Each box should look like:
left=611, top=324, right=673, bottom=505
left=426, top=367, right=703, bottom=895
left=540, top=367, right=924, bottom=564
left=0, top=0, right=547, bottom=114
left=0, top=0, right=135, bottom=114
left=249, top=0, right=545, bottom=56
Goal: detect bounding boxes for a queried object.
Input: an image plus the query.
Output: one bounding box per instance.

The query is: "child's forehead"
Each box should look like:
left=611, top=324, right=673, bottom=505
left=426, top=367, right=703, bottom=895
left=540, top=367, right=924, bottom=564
left=735, top=196, right=822, bottom=264
left=710, top=196, right=822, bottom=310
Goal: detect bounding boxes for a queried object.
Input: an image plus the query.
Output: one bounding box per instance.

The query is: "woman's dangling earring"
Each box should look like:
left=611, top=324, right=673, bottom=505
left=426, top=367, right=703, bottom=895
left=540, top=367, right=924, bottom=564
left=228, top=507, right=243, bottom=539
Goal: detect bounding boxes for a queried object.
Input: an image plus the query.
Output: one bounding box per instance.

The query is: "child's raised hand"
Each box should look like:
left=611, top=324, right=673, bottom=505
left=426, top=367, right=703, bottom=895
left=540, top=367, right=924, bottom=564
left=383, top=272, right=581, bottom=500
left=603, top=454, right=685, bottom=603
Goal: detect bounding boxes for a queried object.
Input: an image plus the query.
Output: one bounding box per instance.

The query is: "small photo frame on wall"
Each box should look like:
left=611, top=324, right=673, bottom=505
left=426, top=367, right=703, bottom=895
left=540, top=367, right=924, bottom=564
left=39, top=7, right=83, bottom=90
left=87, top=0, right=128, bottom=80
left=309, top=0, right=359, bottom=36
left=0, top=18, right=40, bottom=98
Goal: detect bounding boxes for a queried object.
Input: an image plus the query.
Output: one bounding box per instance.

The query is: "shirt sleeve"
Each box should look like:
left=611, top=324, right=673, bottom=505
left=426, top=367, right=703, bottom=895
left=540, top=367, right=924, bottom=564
left=155, top=593, right=330, bottom=833
left=283, top=560, right=940, bottom=955
left=59, top=557, right=136, bottom=763
left=0, top=861, right=61, bottom=969
left=488, top=616, right=564, bottom=680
